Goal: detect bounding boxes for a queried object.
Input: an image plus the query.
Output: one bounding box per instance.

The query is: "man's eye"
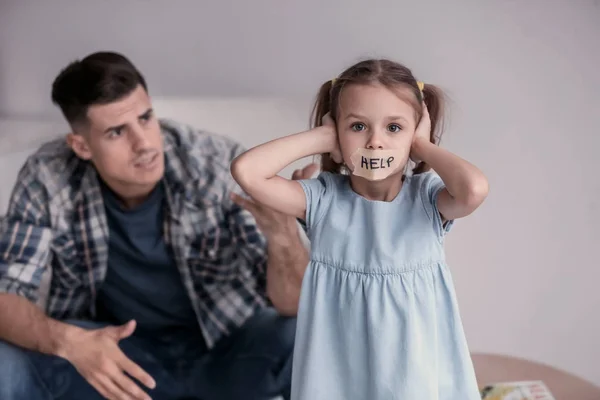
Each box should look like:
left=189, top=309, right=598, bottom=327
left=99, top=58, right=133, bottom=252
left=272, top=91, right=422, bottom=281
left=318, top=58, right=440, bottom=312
left=107, top=129, right=122, bottom=138
left=351, top=123, right=366, bottom=131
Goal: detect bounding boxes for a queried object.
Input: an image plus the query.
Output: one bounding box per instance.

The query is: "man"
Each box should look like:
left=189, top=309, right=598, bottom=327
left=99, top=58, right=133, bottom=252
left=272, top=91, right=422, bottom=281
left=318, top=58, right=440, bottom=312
left=0, top=51, right=316, bottom=400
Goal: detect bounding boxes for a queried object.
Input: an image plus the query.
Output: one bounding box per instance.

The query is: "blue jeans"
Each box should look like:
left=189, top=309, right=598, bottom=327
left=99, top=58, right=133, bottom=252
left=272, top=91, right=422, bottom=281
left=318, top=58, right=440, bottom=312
left=0, top=307, right=295, bottom=400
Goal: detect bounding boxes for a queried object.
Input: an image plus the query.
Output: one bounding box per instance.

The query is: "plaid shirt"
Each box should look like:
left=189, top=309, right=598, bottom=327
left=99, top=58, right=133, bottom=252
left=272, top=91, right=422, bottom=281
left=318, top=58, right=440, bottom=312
left=0, top=118, right=269, bottom=348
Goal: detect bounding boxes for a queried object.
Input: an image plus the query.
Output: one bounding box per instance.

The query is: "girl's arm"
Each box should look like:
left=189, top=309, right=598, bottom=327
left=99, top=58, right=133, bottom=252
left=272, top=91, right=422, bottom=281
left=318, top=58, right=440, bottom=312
left=230, top=124, right=337, bottom=220
left=412, top=137, right=489, bottom=220
left=411, top=106, right=489, bottom=221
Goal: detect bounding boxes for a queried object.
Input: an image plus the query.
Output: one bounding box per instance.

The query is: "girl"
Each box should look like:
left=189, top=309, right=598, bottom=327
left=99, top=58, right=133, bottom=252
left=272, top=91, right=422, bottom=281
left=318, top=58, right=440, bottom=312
left=230, top=59, right=488, bottom=399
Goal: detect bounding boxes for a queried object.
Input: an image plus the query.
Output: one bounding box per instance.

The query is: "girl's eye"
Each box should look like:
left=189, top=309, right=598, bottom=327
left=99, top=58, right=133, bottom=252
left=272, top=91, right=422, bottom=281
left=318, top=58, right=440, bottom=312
left=388, top=124, right=402, bottom=133
left=351, top=123, right=366, bottom=132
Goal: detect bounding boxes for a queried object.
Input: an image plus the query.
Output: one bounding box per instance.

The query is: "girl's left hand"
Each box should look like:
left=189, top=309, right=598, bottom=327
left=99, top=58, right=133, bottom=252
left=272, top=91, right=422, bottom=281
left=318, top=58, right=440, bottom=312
left=410, top=103, right=431, bottom=163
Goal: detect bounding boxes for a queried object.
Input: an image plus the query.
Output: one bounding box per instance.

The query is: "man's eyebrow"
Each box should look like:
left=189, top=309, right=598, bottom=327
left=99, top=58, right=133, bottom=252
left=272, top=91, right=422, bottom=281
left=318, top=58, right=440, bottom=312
left=104, top=123, right=126, bottom=134
left=103, top=108, right=153, bottom=134
left=140, top=108, right=153, bottom=118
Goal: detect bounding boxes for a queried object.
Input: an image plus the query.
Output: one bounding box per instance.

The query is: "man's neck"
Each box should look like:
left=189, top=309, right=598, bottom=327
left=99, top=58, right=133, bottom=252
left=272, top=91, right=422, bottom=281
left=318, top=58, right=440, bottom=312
left=98, top=177, right=159, bottom=210
left=119, top=194, right=151, bottom=210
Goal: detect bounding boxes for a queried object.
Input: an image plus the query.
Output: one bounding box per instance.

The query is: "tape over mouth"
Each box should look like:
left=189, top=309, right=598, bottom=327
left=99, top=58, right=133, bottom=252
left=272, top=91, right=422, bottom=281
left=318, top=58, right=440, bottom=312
left=349, top=148, right=403, bottom=181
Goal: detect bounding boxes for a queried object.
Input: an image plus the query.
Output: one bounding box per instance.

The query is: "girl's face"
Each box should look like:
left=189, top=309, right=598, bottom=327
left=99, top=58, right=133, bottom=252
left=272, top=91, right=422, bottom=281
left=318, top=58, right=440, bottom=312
left=336, top=83, right=419, bottom=181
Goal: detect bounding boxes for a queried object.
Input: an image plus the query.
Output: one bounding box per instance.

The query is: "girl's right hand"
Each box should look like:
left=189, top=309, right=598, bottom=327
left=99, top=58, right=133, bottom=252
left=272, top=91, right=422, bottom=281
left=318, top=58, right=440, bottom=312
left=322, top=113, right=343, bottom=163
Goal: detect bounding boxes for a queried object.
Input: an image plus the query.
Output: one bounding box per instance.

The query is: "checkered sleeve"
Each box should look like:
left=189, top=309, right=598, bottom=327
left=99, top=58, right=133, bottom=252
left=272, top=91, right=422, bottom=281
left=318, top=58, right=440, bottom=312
left=222, top=142, right=268, bottom=295
left=0, top=160, right=53, bottom=302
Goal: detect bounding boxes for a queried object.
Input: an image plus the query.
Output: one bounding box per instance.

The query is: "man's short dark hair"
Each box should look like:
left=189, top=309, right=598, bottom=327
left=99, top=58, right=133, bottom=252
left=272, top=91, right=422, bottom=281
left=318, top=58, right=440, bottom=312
left=51, top=51, right=148, bottom=126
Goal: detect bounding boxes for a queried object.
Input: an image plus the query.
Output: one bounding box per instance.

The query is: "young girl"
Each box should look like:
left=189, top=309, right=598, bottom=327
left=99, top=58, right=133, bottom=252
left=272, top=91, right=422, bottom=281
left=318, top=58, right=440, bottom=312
left=231, top=59, right=488, bottom=399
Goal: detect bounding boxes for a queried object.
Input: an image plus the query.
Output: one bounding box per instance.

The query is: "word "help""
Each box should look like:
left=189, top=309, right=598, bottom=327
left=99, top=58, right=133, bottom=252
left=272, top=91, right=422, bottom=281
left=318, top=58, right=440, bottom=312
left=360, top=156, right=395, bottom=169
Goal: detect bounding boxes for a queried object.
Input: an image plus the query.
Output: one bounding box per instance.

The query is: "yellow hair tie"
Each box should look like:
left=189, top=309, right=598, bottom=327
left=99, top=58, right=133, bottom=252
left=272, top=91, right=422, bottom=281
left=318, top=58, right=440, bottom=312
left=331, top=78, right=337, bottom=86
left=417, top=81, right=425, bottom=92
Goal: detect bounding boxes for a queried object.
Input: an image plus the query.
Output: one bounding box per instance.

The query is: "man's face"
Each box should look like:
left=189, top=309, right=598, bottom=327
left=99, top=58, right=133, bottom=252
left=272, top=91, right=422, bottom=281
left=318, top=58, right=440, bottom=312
left=67, top=85, right=164, bottom=203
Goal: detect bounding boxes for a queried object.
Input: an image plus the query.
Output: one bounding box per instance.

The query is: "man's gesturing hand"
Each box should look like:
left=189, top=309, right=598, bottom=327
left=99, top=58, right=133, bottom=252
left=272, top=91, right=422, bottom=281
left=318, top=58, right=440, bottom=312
left=60, top=320, right=156, bottom=400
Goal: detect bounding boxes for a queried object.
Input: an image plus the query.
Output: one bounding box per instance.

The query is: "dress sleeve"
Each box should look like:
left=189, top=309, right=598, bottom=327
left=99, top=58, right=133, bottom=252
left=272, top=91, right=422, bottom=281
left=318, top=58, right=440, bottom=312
left=419, top=171, right=454, bottom=238
left=297, top=172, right=334, bottom=234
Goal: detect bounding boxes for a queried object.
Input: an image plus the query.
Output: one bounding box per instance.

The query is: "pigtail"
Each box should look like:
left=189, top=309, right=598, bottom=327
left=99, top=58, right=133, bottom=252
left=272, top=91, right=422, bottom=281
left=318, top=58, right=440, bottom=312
left=412, top=83, right=446, bottom=175
left=310, top=80, right=333, bottom=129
left=310, top=80, right=344, bottom=174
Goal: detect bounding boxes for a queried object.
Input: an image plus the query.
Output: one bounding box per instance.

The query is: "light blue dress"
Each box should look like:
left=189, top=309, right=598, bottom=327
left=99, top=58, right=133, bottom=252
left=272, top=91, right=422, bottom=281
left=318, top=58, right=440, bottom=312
left=291, top=171, right=480, bottom=400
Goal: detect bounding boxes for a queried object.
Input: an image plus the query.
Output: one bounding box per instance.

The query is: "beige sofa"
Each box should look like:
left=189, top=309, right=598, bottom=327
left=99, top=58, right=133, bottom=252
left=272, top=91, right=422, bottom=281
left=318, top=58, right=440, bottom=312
left=0, top=97, right=313, bottom=309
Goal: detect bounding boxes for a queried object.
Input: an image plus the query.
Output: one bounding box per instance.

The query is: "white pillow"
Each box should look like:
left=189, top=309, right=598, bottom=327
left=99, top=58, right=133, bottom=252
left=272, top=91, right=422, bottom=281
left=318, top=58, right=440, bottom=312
left=151, top=96, right=316, bottom=178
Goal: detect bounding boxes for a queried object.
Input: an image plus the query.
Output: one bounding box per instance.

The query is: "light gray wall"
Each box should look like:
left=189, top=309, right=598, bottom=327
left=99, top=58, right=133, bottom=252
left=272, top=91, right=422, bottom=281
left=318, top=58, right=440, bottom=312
left=1, top=0, right=600, bottom=386
left=3, top=0, right=597, bottom=118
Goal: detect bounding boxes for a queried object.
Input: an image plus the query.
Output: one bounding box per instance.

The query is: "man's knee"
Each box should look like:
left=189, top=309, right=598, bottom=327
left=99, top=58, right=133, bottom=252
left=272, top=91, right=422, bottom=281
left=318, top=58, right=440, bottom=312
left=204, top=308, right=296, bottom=399
left=240, top=308, right=296, bottom=399
left=0, top=340, right=41, bottom=398
left=244, top=307, right=297, bottom=358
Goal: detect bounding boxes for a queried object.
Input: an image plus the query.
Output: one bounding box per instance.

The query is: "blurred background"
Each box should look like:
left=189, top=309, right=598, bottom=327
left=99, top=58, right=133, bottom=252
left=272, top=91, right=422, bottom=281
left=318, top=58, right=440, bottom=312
left=1, top=0, right=599, bottom=387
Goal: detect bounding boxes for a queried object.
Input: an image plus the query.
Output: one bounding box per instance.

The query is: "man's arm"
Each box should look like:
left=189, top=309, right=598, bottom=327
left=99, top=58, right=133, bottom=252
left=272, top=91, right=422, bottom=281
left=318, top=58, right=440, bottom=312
left=0, top=160, right=155, bottom=399
left=0, top=293, right=75, bottom=355
left=265, top=164, right=316, bottom=314
left=227, top=193, right=309, bottom=316
left=228, top=163, right=317, bottom=316
left=211, top=130, right=316, bottom=315
left=0, top=164, right=75, bottom=355
left=264, top=219, right=309, bottom=316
